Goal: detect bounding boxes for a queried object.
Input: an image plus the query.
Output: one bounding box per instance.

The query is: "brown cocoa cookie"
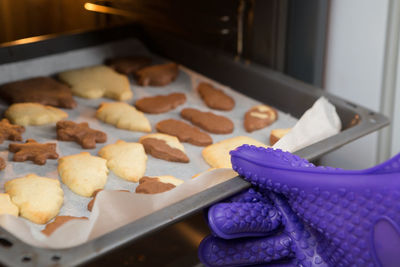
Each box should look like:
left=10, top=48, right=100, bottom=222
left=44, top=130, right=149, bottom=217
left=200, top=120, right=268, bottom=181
left=0, top=77, right=76, bottom=109
left=197, top=82, right=235, bottom=111
left=42, top=216, right=88, bottom=236
left=56, top=120, right=107, bottom=149
left=244, top=105, right=278, bottom=132
left=9, top=139, right=58, bottom=165
left=135, top=63, right=179, bottom=86
left=156, top=119, right=212, bottom=146
left=135, top=176, right=183, bottom=194
left=139, top=133, right=189, bottom=163
left=0, top=118, right=25, bottom=144
left=0, top=158, right=6, bottom=171
left=105, top=56, right=152, bottom=75
left=87, top=189, right=130, bottom=211
left=135, top=93, right=186, bottom=114
left=180, top=108, right=234, bottom=134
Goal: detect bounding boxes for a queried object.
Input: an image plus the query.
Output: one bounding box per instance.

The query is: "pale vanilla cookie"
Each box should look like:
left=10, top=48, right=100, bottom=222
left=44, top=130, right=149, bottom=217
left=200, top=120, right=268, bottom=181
left=58, top=152, right=108, bottom=197
left=202, top=136, right=269, bottom=168
left=5, top=174, right=63, bottom=224
left=139, top=133, right=189, bottom=163
left=98, top=140, right=147, bottom=182
left=270, top=128, right=291, bottom=146
left=58, top=65, right=132, bottom=101
left=135, top=175, right=184, bottom=194
left=96, top=102, right=151, bottom=132
left=5, top=103, right=68, bottom=126
left=0, top=193, right=18, bottom=216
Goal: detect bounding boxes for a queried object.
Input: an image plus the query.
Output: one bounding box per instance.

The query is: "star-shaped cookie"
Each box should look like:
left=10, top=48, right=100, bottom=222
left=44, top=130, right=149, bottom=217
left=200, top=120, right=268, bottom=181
left=56, top=120, right=107, bottom=149
left=9, top=139, right=59, bottom=165
left=0, top=118, right=25, bottom=143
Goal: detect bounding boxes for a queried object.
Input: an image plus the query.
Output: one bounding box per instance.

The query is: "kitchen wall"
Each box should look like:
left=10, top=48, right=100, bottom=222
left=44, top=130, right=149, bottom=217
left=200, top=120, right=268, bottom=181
left=321, top=0, right=396, bottom=169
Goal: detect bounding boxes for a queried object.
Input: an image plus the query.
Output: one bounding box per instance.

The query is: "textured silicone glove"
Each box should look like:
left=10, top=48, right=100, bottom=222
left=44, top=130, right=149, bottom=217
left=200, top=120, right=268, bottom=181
left=199, top=145, right=400, bottom=267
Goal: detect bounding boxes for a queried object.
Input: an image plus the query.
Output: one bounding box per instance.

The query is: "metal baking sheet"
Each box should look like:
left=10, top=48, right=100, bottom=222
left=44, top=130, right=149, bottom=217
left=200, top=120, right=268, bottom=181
left=0, top=38, right=298, bottom=238
left=0, top=25, right=389, bottom=267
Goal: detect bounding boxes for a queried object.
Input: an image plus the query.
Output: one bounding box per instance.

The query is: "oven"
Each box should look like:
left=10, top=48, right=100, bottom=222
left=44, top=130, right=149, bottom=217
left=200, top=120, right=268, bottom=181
left=0, top=1, right=389, bottom=266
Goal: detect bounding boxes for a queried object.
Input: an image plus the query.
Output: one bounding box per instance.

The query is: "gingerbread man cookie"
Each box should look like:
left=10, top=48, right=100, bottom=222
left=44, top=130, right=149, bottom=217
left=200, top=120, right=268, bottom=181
left=0, top=119, right=25, bottom=144
left=9, top=139, right=58, bottom=165
left=56, top=121, right=107, bottom=149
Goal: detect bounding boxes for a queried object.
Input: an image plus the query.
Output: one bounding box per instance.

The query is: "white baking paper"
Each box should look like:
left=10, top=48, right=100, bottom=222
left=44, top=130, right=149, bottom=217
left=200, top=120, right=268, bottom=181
left=0, top=39, right=337, bottom=249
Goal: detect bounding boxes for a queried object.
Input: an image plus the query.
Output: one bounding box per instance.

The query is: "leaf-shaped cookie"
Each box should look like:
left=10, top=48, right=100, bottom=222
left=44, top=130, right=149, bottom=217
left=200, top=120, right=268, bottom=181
left=5, top=103, right=68, bottom=126
left=139, top=133, right=189, bottom=163
left=5, top=174, right=64, bottom=224
left=0, top=77, right=77, bottom=109
left=58, top=152, right=108, bottom=197
left=98, top=140, right=147, bottom=182
left=135, top=176, right=184, bottom=194
left=58, top=65, right=132, bottom=101
left=96, top=102, right=151, bottom=132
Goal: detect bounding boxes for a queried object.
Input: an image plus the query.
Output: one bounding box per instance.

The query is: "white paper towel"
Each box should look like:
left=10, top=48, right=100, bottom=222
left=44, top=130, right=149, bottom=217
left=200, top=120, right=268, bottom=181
left=273, top=97, right=342, bottom=152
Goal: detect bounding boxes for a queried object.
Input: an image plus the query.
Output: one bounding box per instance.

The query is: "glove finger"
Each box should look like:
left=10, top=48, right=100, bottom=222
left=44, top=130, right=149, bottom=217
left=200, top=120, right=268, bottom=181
left=199, top=234, right=294, bottom=267
left=204, top=188, right=269, bottom=224
left=208, top=202, right=282, bottom=239
left=228, top=188, right=270, bottom=204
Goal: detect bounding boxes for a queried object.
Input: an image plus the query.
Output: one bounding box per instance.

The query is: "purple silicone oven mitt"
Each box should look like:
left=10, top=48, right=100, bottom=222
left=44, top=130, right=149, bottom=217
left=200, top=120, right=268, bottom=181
left=199, top=145, right=400, bottom=267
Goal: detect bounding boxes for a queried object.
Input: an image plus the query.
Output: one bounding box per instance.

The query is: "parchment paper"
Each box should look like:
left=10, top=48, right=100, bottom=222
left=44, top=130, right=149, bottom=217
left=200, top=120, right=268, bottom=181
left=0, top=39, right=300, bottom=248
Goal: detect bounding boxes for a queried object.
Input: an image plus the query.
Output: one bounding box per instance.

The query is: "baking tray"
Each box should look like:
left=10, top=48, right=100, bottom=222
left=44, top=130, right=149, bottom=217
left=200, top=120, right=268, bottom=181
left=0, top=25, right=389, bottom=267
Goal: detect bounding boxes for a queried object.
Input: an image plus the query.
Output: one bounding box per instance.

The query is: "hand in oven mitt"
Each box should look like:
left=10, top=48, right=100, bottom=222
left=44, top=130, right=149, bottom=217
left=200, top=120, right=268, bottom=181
left=199, top=145, right=400, bottom=267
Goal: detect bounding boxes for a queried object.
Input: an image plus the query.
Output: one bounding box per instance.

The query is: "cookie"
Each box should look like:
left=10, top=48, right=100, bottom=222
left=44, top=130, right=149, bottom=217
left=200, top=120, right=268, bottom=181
left=5, top=103, right=68, bottom=126
left=202, top=136, right=268, bottom=168
left=105, top=56, right=152, bottom=75
left=135, top=176, right=183, bottom=194
left=135, top=63, right=179, bottom=86
left=42, top=216, right=88, bottom=236
left=0, top=118, right=25, bottom=144
left=87, top=189, right=130, bottom=211
left=98, top=140, right=147, bottom=182
left=56, top=120, right=107, bottom=149
left=197, top=82, right=235, bottom=111
left=156, top=119, right=212, bottom=146
left=96, top=102, right=151, bottom=132
left=244, top=105, right=278, bottom=132
left=0, top=193, right=18, bottom=216
left=5, top=174, right=64, bottom=224
left=192, top=168, right=216, bottom=179
left=58, top=152, right=108, bottom=197
left=58, top=65, right=132, bottom=101
left=180, top=108, right=234, bottom=134
left=9, top=139, right=58, bottom=165
left=270, top=128, right=291, bottom=146
left=139, top=133, right=189, bottom=163
left=0, top=77, right=76, bottom=109
left=135, top=93, right=186, bottom=114
left=0, top=158, right=5, bottom=171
